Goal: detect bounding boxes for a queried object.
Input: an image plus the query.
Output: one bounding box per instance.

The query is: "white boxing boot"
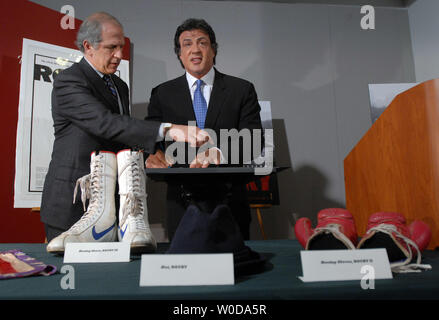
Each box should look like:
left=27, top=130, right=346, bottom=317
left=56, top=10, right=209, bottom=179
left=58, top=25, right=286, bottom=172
left=117, top=149, right=157, bottom=253
left=47, top=151, right=118, bottom=254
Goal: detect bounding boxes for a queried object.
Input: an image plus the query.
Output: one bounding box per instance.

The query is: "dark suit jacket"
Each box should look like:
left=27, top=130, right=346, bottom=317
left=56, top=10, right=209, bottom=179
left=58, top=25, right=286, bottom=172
left=145, top=69, right=263, bottom=239
left=147, top=69, right=263, bottom=164
left=40, top=58, right=161, bottom=230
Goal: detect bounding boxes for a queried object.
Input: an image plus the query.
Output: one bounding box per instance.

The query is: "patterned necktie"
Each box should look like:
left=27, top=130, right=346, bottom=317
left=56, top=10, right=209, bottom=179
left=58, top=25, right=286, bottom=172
left=103, top=75, right=117, bottom=99
left=193, top=79, right=207, bottom=129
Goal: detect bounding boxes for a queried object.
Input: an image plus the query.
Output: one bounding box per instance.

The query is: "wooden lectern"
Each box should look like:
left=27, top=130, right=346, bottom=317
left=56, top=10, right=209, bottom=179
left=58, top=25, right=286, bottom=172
left=344, top=79, right=439, bottom=250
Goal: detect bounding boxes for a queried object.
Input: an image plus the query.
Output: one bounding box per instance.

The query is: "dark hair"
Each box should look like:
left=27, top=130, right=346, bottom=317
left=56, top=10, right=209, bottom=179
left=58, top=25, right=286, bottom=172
left=174, top=18, right=218, bottom=68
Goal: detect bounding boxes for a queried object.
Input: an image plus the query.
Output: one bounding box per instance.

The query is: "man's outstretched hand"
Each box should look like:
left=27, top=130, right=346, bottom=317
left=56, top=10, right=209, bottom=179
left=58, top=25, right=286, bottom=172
left=165, top=124, right=212, bottom=147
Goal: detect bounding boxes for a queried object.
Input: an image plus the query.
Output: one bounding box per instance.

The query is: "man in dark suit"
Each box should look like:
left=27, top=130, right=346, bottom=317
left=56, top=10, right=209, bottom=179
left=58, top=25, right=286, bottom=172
left=145, top=18, right=263, bottom=240
left=41, top=13, right=210, bottom=245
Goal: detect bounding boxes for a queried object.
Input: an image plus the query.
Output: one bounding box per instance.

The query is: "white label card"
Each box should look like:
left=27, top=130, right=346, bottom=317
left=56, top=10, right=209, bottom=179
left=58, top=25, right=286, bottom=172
left=299, top=249, right=393, bottom=282
left=139, top=254, right=235, bottom=286
left=63, top=242, right=131, bottom=263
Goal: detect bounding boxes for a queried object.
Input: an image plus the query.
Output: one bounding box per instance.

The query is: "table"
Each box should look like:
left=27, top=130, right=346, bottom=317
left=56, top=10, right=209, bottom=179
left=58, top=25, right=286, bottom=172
left=1, top=240, right=439, bottom=300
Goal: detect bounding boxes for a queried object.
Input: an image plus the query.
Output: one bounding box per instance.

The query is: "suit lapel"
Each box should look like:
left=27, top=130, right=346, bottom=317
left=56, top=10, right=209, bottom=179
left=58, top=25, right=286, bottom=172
left=175, top=75, right=197, bottom=123
left=205, top=69, right=226, bottom=129
left=78, top=58, right=120, bottom=114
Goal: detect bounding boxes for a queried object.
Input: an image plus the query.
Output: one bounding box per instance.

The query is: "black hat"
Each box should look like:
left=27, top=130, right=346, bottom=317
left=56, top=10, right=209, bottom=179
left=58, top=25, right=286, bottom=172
left=167, top=204, right=267, bottom=275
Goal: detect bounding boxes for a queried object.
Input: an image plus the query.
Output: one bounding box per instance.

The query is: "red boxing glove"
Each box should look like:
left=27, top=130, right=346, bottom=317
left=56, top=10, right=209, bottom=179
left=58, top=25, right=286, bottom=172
left=357, top=212, right=432, bottom=273
left=294, top=208, right=358, bottom=250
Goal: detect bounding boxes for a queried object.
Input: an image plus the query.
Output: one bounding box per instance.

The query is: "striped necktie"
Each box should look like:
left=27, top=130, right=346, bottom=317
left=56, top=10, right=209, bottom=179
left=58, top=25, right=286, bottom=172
left=193, top=79, right=207, bottom=129
left=103, top=74, right=117, bottom=99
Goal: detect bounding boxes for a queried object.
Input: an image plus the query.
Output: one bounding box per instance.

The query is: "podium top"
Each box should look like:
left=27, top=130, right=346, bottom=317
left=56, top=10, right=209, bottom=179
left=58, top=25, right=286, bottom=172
left=145, top=166, right=287, bottom=183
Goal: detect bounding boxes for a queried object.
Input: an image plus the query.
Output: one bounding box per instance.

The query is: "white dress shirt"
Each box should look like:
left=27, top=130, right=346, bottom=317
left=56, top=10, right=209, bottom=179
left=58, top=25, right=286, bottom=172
left=185, top=67, right=215, bottom=107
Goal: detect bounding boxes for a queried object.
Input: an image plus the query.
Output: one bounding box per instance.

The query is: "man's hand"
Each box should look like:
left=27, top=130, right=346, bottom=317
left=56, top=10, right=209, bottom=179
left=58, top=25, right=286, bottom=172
left=166, top=124, right=212, bottom=147
left=145, top=150, right=174, bottom=168
left=190, top=147, right=222, bottom=168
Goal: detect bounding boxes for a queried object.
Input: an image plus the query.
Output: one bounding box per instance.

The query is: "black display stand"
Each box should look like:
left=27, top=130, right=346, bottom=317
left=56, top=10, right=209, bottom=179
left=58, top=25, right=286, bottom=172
left=145, top=166, right=265, bottom=182
left=145, top=166, right=284, bottom=212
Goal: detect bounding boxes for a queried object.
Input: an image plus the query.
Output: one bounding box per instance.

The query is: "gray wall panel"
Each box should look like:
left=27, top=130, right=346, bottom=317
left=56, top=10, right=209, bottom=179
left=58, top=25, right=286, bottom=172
left=31, top=0, right=416, bottom=241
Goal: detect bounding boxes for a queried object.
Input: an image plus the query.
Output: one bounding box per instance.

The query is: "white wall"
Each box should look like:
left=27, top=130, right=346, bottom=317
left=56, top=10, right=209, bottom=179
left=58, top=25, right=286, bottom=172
left=32, top=0, right=416, bottom=241
left=408, top=0, right=439, bottom=82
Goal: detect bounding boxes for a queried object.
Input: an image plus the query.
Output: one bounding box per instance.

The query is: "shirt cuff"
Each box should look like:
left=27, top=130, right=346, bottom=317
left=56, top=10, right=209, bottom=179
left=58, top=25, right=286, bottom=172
left=158, top=123, right=172, bottom=141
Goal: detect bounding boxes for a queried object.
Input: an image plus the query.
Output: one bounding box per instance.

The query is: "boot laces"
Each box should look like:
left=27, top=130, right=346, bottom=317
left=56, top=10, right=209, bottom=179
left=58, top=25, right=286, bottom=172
left=70, top=155, right=113, bottom=233
left=119, top=153, right=147, bottom=232
left=314, top=224, right=356, bottom=249
left=367, top=224, right=432, bottom=273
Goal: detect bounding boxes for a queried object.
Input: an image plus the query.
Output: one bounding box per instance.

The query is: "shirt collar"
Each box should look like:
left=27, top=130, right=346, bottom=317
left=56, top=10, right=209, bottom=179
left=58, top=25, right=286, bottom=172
left=83, top=56, right=105, bottom=78
left=185, top=67, right=215, bottom=88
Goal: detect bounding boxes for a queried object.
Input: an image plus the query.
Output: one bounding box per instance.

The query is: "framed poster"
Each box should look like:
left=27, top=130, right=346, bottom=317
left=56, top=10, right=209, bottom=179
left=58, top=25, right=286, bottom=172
left=14, top=38, right=130, bottom=208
